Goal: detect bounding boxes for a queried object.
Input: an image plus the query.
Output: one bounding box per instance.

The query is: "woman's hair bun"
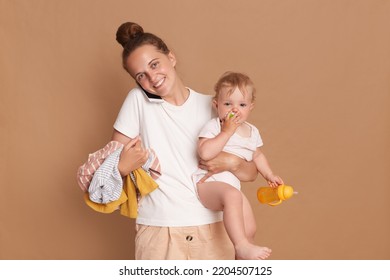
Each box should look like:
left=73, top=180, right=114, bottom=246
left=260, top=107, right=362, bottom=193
left=116, top=22, right=144, bottom=48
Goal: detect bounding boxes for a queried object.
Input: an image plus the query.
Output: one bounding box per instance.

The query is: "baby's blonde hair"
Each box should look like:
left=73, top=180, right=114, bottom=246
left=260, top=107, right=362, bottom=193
left=214, top=71, right=256, bottom=101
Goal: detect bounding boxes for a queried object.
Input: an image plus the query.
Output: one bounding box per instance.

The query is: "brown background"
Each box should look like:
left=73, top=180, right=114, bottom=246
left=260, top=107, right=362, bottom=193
left=1, top=0, right=389, bottom=260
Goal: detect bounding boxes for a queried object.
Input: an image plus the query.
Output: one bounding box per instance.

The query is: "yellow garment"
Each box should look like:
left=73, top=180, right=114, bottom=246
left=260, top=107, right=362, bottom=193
left=84, top=169, right=158, bottom=218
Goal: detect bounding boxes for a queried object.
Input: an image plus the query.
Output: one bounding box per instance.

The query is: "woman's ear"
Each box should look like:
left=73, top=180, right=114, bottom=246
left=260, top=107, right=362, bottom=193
left=168, top=52, right=177, bottom=67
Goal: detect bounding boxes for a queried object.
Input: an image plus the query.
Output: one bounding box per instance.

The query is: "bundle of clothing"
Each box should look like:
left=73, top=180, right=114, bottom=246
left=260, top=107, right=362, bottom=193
left=76, top=141, right=161, bottom=218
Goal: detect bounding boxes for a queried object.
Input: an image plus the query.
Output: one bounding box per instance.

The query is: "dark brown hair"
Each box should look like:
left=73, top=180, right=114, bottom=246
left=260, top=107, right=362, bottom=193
left=116, top=22, right=170, bottom=72
left=214, top=71, right=256, bottom=101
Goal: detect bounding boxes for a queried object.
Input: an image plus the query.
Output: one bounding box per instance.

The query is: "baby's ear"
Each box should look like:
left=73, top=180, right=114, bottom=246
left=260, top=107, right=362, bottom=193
left=250, top=102, right=255, bottom=111
left=212, top=98, right=218, bottom=110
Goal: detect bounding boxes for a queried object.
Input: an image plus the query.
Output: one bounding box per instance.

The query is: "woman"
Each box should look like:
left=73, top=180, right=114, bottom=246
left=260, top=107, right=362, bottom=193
left=95, top=22, right=257, bottom=260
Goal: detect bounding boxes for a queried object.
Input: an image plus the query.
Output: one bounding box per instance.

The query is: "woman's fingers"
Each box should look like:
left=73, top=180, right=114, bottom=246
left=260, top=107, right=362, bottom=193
left=124, top=136, right=140, bottom=150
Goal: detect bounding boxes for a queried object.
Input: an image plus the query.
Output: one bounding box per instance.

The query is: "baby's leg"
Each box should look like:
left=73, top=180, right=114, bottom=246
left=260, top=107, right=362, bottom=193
left=241, top=193, right=271, bottom=255
left=197, top=182, right=271, bottom=260
left=237, top=193, right=272, bottom=259
left=242, top=193, right=257, bottom=242
left=197, top=181, right=247, bottom=241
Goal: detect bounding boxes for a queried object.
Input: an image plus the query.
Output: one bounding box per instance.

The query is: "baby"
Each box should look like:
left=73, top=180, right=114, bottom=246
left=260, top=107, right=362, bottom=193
left=193, top=71, right=284, bottom=260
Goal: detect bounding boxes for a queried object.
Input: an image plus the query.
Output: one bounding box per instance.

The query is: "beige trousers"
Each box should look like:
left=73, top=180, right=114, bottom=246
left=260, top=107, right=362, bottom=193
left=135, top=221, right=235, bottom=260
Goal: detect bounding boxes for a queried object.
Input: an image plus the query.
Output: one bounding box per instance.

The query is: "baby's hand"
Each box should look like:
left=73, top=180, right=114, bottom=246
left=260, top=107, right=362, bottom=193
left=221, top=111, right=241, bottom=135
left=266, top=174, right=284, bottom=188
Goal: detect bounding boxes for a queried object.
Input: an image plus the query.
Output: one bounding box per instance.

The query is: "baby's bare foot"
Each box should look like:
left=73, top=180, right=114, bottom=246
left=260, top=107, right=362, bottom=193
left=235, top=241, right=272, bottom=260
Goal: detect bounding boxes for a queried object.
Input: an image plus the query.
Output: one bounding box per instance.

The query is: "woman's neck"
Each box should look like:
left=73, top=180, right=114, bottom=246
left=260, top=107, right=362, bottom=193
left=163, top=79, right=189, bottom=106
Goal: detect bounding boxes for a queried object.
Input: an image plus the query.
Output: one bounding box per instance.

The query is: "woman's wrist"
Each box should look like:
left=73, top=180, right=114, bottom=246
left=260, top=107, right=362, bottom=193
left=118, top=160, right=132, bottom=177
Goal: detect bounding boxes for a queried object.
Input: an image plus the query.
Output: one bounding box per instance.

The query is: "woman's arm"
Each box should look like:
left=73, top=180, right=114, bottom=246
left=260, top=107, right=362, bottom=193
left=198, top=151, right=258, bottom=183
left=111, top=129, right=132, bottom=144
left=232, top=158, right=258, bottom=181
left=111, top=130, right=149, bottom=176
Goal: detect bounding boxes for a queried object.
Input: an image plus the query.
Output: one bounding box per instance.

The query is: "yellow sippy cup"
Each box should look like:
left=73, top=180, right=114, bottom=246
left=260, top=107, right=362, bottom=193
left=257, top=185, right=297, bottom=206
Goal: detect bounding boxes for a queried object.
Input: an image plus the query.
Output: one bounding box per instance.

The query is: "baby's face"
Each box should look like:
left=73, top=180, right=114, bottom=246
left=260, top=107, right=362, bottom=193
left=214, top=86, right=254, bottom=123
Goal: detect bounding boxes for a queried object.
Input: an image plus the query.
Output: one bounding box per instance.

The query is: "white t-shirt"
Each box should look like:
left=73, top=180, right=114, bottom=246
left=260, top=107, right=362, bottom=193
left=193, top=118, right=263, bottom=190
left=114, top=87, right=222, bottom=226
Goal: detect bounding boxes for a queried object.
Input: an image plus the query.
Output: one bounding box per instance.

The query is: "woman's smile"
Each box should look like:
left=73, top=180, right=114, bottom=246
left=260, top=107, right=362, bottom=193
left=153, top=76, right=165, bottom=89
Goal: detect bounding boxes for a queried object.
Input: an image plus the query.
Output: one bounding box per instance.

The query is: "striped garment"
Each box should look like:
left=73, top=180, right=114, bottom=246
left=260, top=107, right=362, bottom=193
left=76, top=141, right=123, bottom=192
left=76, top=141, right=161, bottom=201
left=88, top=147, right=124, bottom=204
